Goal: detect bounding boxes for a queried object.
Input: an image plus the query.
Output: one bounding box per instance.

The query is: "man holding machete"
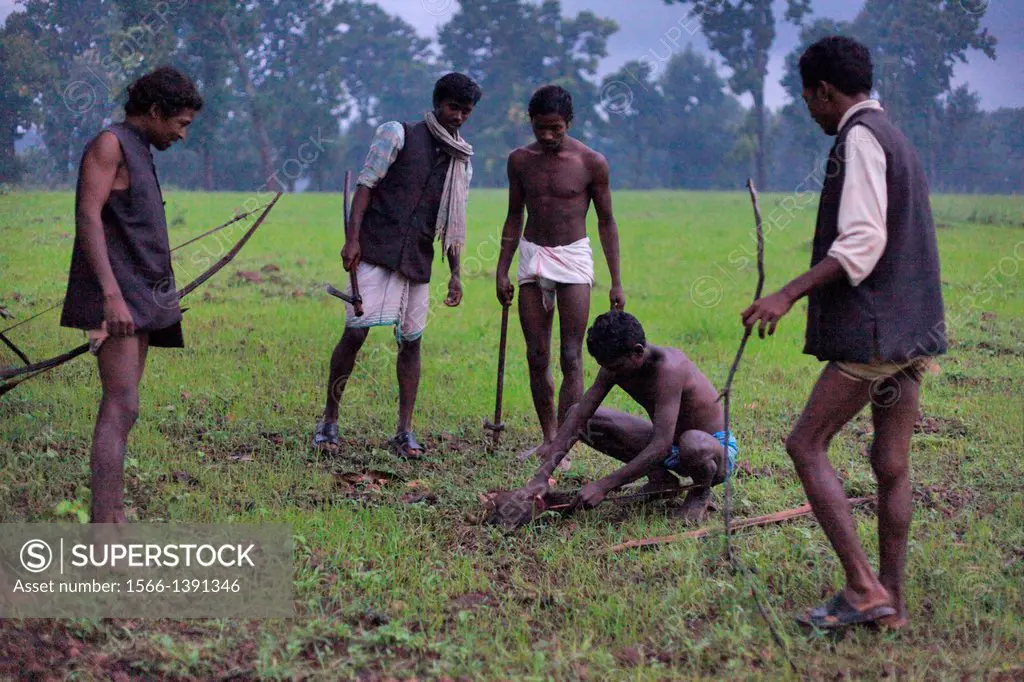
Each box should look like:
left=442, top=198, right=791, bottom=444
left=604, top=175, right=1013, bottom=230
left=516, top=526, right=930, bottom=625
left=313, top=73, right=483, bottom=459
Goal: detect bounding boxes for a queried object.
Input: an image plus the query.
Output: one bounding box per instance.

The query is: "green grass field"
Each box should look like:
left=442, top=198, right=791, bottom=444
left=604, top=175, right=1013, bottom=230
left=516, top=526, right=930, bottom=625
left=1, top=189, right=1022, bottom=680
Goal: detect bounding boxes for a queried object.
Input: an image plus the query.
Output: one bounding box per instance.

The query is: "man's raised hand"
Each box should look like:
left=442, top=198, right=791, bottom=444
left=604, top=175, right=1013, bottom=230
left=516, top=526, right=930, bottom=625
left=742, top=290, right=794, bottom=339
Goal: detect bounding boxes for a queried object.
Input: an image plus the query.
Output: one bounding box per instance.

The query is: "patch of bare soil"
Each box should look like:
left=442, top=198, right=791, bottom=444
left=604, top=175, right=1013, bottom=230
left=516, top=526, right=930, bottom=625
left=167, top=470, right=199, bottom=487
left=335, top=469, right=402, bottom=494
left=613, top=643, right=689, bottom=669
left=913, top=484, right=974, bottom=517
left=422, top=431, right=476, bottom=455
left=850, top=414, right=968, bottom=443
left=732, top=461, right=791, bottom=481
left=974, top=340, right=1024, bottom=358
left=284, top=469, right=406, bottom=510
left=914, top=415, right=968, bottom=438
left=449, top=592, right=497, bottom=612
left=400, top=491, right=438, bottom=505
left=0, top=619, right=262, bottom=681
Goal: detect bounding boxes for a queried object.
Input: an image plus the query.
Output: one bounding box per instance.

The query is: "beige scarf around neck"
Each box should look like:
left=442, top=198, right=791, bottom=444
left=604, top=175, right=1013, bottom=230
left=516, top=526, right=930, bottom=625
left=424, top=111, right=473, bottom=260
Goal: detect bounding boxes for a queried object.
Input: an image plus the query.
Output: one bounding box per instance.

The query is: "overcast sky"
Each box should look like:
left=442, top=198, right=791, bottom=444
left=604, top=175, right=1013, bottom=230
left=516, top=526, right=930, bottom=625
left=3, top=0, right=1020, bottom=110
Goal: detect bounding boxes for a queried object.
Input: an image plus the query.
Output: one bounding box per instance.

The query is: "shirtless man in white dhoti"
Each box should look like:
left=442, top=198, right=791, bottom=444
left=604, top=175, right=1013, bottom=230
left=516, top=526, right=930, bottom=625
left=496, top=85, right=625, bottom=465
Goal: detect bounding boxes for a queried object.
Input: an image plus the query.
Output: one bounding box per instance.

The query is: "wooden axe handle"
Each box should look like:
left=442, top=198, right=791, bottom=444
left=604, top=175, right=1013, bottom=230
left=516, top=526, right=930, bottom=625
left=487, top=303, right=511, bottom=446
left=343, top=170, right=364, bottom=316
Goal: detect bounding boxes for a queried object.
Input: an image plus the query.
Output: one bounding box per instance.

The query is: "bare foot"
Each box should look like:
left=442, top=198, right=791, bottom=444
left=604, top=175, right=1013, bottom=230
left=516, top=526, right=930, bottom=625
left=556, top=454, right=572, bottom=472
left=675, top=487, right=712, bottom=523
left=836, top=585, right=894, bottom=616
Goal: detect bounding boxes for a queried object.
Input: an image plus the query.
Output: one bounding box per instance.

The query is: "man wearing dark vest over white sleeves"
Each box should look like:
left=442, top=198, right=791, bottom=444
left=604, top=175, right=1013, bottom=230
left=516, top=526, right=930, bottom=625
left=60, top=67, right=203, bottom=523
left=742, top=37, right=946, bottom=630
left=313, top=73, right=482, bottom=459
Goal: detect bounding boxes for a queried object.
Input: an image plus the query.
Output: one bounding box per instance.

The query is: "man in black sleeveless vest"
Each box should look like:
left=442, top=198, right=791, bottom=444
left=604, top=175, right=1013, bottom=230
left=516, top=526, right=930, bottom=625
left=313, top=73, right=482, bottom=459
left=60, top=67, right=202, bottom=523
left=742, top=37, right=946, bottom=629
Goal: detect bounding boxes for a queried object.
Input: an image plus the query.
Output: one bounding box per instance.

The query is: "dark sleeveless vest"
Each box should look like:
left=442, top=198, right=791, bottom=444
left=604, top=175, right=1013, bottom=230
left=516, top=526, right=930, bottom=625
left=359, top=121, right=451, bottom=284
left=61, top=121, right=183, bottom=347
left=805, top=108, right=946, bottom=363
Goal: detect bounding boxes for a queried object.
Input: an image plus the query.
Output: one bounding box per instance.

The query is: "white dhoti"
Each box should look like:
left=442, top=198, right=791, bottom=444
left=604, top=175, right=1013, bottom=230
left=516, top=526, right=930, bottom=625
left=343, top=262, right=430, bottom=342
left=516, top=237, right=595, bottom=312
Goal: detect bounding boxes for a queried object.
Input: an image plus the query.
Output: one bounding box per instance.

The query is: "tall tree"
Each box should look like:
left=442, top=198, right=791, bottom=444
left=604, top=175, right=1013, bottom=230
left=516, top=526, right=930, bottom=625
left=262, top=0, right=433, bottom=192
left=598, top=48, right=745, bottom=189
left=851, top=0, right=996, bottom=180
left=663, top=0, right=811, bottom=189
left=7, top=0, right=192, bottom=185
left=933, top=84, right=981, bottom=192
left=12, top=0, right=118, bottom=185
left=219, top=11, right=278, bottom=190
left=774, top=17, right=850, bottom=188
left=0, top=11, right=49, bottom=183
left=984, top=108, right=1024, bottom=195
left=596, top=59, right=669, bottom=188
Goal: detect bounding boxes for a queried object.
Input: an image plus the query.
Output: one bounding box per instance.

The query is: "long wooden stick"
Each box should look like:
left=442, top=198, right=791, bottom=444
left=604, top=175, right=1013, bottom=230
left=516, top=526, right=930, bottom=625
left=0, top=331, right=30, bottom=365
left=545, top=483, right=704, bottom=511
left=483, top=302, right=510, bottom=449
left=718, top=178, right=766, bottom=563
left=343, top=170, right=364, bottom=317
left=599, top=497, right=873, bottom=555
left=707, top=180, right=797, bottom=670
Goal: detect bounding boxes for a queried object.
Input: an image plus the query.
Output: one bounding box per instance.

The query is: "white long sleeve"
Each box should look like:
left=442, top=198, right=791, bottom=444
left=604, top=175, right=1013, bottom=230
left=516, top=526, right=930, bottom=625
left=828, top=100, right=889, bottom=287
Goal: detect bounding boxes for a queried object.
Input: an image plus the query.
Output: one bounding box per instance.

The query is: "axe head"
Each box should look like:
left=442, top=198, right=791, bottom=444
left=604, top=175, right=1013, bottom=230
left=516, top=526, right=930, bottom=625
left=323, top=283, right=361, bottom=307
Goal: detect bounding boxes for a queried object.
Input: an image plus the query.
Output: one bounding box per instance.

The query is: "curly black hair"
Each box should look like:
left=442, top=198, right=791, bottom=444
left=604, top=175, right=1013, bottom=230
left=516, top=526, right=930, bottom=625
left=125, top=66, right=203, bottom=117
left=586, top=311, right=646, bottom=365
left=528, top=85, right=573, bottom=123
left=799, top=36, right=873, bottom=97
left=433, top=72, right=483, bottom=107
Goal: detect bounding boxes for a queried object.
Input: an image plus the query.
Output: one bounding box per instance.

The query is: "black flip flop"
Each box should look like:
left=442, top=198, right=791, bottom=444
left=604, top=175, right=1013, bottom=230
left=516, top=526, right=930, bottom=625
left=312, top=421, right=340, bottom=450
left=796, top=593, right=896, bottom=630
left=391, top=431, right=425, bottom=459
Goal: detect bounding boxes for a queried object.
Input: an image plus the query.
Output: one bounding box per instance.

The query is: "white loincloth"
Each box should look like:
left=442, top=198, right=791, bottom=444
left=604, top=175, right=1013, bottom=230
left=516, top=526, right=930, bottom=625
left=517, top=237, right=595, bottom=312
left=344, top=262, right=430, bottom=342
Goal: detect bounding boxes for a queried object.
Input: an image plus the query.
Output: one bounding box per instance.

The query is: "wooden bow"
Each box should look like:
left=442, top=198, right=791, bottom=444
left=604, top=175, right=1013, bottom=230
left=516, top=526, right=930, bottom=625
left=1, top=192, right=282, bottom=396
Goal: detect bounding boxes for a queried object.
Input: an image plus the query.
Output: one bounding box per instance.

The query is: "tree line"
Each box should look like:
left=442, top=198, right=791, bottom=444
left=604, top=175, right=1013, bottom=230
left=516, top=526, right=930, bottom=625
left=1, top=0, right=1020, bottom=195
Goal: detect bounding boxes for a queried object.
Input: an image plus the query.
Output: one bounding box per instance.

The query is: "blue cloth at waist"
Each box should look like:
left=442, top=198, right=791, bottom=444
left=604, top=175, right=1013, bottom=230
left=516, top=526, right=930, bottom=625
left=661, top=430, right=738, bottom=481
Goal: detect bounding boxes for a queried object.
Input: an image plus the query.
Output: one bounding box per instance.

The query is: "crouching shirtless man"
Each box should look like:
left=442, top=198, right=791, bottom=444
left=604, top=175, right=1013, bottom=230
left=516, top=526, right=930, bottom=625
left=522, top=311, right=739, bottom=522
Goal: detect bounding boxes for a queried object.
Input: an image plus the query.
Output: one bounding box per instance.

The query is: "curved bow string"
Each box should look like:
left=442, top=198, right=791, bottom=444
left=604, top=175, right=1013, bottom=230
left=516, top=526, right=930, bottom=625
left=1, top=192, right=282, bottom=396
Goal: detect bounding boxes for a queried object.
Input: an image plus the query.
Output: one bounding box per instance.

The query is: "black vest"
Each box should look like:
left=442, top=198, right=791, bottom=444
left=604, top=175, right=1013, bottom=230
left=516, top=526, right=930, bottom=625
left=360, top=121, right=451, bottom=283
left=805, top=108, right=947, bottom=363
left=61, top=122, right=183, bottom=339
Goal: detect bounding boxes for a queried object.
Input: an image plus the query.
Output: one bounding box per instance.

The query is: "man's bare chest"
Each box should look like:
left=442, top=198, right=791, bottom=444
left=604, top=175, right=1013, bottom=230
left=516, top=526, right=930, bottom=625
left=521, top=157, right=590, bottom=201
left=617, top=380, right=661, bottom=420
